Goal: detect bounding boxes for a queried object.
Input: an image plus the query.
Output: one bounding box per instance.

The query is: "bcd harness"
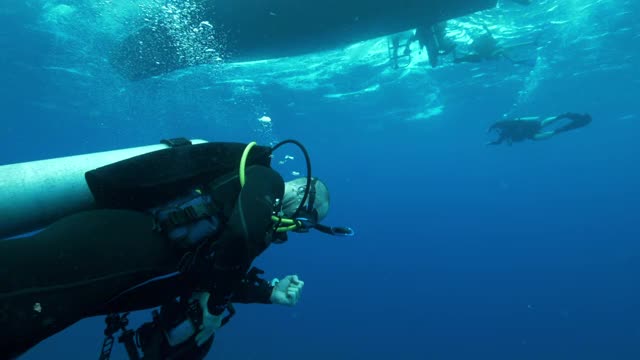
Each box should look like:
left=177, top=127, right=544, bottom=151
left=150, top=190, right=223, bottom=250
left=100, top=138, right=354, bottom=359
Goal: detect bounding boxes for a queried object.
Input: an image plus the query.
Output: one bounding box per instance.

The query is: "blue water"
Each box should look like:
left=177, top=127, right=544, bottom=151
left=1, top=0, right=639, bottom=359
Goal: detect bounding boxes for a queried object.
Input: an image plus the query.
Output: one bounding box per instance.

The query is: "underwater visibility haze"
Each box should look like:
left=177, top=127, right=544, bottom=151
left=0, top=0, right=639, bottom=359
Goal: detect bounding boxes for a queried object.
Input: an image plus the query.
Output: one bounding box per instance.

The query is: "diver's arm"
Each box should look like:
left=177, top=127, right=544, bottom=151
left=232, top=273, right=305, bottom=306
left=231, top=272, right=274, bottom=304
left=206, top=166, right=284, bottom=314
left=268, top=275, right=304, bottom=306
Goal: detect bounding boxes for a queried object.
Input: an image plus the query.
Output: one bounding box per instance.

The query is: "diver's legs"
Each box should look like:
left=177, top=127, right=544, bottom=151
left=425, top=31, right=440, bottom=68
left=536, top=113, right=591, bottom=138
left=533, top=131, right=556, bottom=140
left=486, top=135, right=505, bottom=145
left=540, top=115, right=561, bottom=127
left=405, top=31, right=417, bottom=56
left=553, top=113, right=592, bottom=134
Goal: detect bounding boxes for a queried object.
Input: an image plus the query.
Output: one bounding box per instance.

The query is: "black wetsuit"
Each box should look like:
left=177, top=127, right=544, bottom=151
left=414, top=22, right=454, bottom=68
left=487, top=119, right=543, bottom=145
left=487, top=113, right=592, bottom=145
left=0, top=142, right=284, bottom=358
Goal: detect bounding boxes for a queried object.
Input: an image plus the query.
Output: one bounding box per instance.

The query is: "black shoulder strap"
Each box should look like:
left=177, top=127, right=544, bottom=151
left=160, top=137, right=193, bottom=147
left=159, top=202, right=221, bottom=232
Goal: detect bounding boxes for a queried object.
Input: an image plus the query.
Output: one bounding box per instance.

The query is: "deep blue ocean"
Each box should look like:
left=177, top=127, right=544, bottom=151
left=1, top=0, right=639, bottom=359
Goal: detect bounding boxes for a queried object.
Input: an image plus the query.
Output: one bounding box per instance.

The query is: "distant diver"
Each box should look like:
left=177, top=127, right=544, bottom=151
left=487, top=112, right=592, bottom=145
left=403, top=21, right=457, bottom=68
left=453, top=24, right=535, bottom=66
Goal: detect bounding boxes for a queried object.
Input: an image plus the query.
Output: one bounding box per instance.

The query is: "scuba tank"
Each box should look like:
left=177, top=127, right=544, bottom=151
left=0, top=139, right=206, bottom=239
left=0, top=138, right=276, bottom=239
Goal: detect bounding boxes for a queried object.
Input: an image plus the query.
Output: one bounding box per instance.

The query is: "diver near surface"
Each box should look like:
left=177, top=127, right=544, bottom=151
left=487, top=112, right=592, bottom=145
left=110, top=0, right=501, bottom=80
left=404, top=21, right=457, bottom=68
left=0, top=139, right=353, bottom=359
left=453, top=24, right=535, bottom=66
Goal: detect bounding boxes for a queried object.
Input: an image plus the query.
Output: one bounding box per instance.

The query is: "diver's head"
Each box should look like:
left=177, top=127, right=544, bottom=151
left=282, top=177, right=330, bottom=223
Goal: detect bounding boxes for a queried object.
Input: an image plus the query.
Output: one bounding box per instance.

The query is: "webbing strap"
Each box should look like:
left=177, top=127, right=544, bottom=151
left=162, top=203, right=219, bottom=230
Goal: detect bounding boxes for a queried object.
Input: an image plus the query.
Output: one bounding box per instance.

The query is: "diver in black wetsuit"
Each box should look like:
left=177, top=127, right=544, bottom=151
left=0, top=140, right=352, bottom=359
left=405, top=21, right=456, bottom=68
left=487, top=113, right=592, bottom=145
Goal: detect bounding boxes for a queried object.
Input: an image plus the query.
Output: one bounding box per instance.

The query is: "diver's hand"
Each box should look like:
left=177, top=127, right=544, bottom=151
left=192, top=292, right=223, bottom=346
left=270, top=275, right=305, bottom=306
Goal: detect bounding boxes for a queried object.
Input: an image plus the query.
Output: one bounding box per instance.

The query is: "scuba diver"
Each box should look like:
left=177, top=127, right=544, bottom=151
left=405, top=21, right=456, bottom=68
left=389, top=21, right=454, bottom=69
left=453, top=24, right=535, bottom=66
left=0, top=138, right=354, bottom=359
left=487, top=112, right=592, bottom=145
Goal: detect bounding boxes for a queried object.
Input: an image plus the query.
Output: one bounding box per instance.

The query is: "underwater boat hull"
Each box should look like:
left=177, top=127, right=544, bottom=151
left=110, top=0, right=497, bottom=80
left=0, top=139, right=207, bottom=239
